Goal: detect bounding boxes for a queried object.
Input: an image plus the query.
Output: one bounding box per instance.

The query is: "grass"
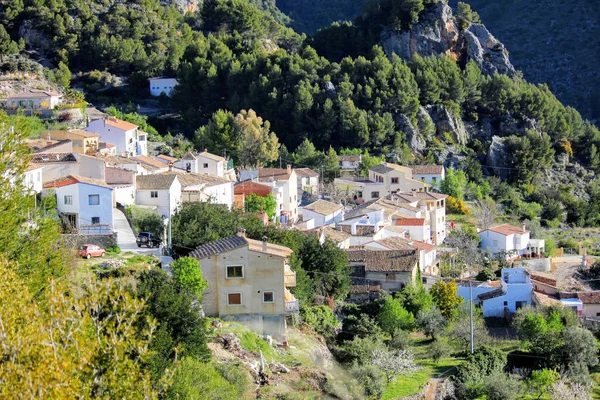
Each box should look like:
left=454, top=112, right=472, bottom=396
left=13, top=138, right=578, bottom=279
left=381, top=359, right=461, bottom=400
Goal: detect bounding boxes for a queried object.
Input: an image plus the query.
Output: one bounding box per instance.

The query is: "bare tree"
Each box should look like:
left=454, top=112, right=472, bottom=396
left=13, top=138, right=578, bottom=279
left=472, top=197, right=498, bottom=231
left=371, top=349, right=418, bottom=383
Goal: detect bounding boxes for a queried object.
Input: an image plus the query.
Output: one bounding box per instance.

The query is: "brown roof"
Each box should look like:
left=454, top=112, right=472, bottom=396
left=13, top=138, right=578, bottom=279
left=234, top=180, right=273, bottom=197
left=259, top=168, right=292, bottom=181
left=393, top=192, right=447, bottom=203
left=136, top=174, right=178, bottom=190
left=411, top=165, right=444, bottom=175
left=100, top=155, right=137, bottom=165
left=486, top=224, right=528, bottom=236
left=295, top=168, right=319, bottom=178
left=303, top=200, right=343, bottom=216
left=8, top=89, right=61, bottom=98
left=575, top=292, right=600, bottom=304
left=532, top=292, right=561, bottom=307
left=198, top=150, right=225, bottom=162
left=170, top=170, right=230, bottom=188
left=373, top=237, right=415, bottom=251
left=46, top=129, right=100, bottom=139
left=322, top=227, right=351, bottom=243
left=43, top=174, right=112, bottom=189
left=350, top=284, right=380, bottom=294
left=410, top=241, right=437, bottom=252
left=477, top=288, right=506, bottom=301
left=190, top=234, right=292, bottom=259
left=156, top=154, right=178, bottom=162
left=26, top=139, right=59, bottom=150
left=31, top=153, right=77, bottom=163
left=339, top=155, right=361, bottom=162
left=104, top=116, right=138, bottom=131
left=131, top=155, right=168, bottom=170
left=29, top=139, right=72, bottom=153
left=395, top=218, right=426, bottom=226
left=364, top=250, right=418, bottom=272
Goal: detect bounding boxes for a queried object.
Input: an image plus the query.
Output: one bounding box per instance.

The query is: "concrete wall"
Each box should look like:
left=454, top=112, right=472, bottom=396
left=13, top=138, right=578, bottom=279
left=75, top=154, right=105, bottom=181
left=60, top=233, right=117, bottom=249
left=366, top=270, right=414, bottom=292
left=24, top=167, right=43, bottom=194
left=114, top=185, right=135, bottom=206
left=413, top=172, right=444, bottom=185
left=202, top=182, right=234, bottom=209
left=196, top=156, right=223, bottom=177
left=35, top=141, right=73, bottom=154
left=106, top=167, right=135, bottom=185
left=150, top=78, right=178, bottom=97
left=39, top=162, right=79, bottom=183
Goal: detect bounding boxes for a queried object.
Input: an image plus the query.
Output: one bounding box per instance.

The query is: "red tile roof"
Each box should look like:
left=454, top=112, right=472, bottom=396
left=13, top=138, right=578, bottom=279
left=234, top=180, right=273, bottom=197
left=411, top=165, right=444, bottom=175
left=486, top=224, right=528, bottom=236
left=410, top=241, right=437, bottom=252
left=43, top=174, right=112, bottom=189
left=104, top=116, right=138, bottom=131
left=395, top=218, right=426, bottom=226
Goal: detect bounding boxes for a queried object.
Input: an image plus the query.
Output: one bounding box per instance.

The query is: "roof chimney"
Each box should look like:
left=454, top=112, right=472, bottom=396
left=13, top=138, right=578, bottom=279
left=168, top=161, right=173, bottom=172
left=237, top=228, right=246, bottom=238
left=287, top=164, right=292, bottom=174
left=262, top=236, right=268, bottom=252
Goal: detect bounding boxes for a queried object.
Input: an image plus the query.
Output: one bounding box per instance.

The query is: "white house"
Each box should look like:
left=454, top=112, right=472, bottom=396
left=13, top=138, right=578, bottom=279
left=193, top=150, right=235, bottom=180
left=411, top=165, right=445, bottom=186
left=479, top=224, right=545, bottom=260
left=339, top=155, right=362, bottom=171
left=6, top=89, right=62, bottom=110
left=43, top=175, right=114, bottom=234
left=173, top=171, right=234, bottom=209
left=85, top=116, right=148, bottom=157
left=149, top=77, right=178, bottom=97
left=135, top=174, right=181, bottom=218
left=240, top=166, right=299, bottom=223
left=301, top=199, right=344, bottom=228
left=131, top=155, right=170, bottom=175
left=24, top=163, right=44, bottom=194
left=295, top=168, right=319, bottom=196
left=458, top=268, right=533, bottom=318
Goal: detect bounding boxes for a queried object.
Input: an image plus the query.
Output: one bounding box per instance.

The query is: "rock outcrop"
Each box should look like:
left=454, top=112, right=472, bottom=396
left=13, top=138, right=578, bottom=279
left=426, top=104, right=468, bottom=145
left=486, top=135, right=508, bottom=179
left=381, top=2, right=515, bottom=77
left=396, top=114, right=426, bottom=153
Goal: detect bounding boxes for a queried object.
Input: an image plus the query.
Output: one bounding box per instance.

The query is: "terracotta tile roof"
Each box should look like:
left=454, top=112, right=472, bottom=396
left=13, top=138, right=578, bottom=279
left=198, top=150, right=225, bottom=162
left=101, top=155, right=137, bottom=165
left=190, top=235, right=248, bottom=258
left=47, top=129, right=100, bottom=139
left=43, top=174, right=112, bottom=189
left=170, top=170, right=230, bottom=188
left=258, top=168, right=292, bottom=181
left=32, top=139, right=72, bottom=153
left=395, top=218, right=426, bottom=226
left=104, top=116, right=138, bottom=131
left=532, top=292, right=561, bottom=307
left=350, top=284, right=380, bottom=294
left=575, top=292, right=600, bottom=304
left=31, top=153, right=77, bottom=163
left=338, top=224, right=376, bottom=236
left=190, top=235, right=293, bottom=259
left=486, top=224, right=529, bottom=236
left=303, top=200, right=343, bottom=216
left=157, top=154, right=178, bottom=162
left=477, top=287, right=505, bottom=301
left=339, top=155, right=361, bottom=162
left=347, top=249, right=367, bottom=262
left=136, top=174, right=178, bottom=190
left=295, top=168, right=319, bottom=178
left=411, top=165, right=444, bottom=175
left=131, top=155, right=168, bottom=170
left=410, top=241, right=437, bottom=252
left=322, top=227, right=351, bottom=243
left=364, top=250, right=418, bottom=272
left=27, top=138, right=59, bottom=150
left=374, top=236, right=415, bottom=251
left=234, top=180, right=273, bottom=197
left=25, top=162, right=42, bottom=172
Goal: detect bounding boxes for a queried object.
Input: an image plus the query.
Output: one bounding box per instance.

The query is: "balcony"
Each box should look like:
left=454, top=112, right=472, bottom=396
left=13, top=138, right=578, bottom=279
left=284, top=300, right=299, bottom=313
left=284, top=271, right=296, bottom=287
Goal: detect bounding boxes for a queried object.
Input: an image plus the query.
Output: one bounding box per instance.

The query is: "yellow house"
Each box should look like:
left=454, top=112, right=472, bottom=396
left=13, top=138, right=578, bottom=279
left=190, top=230, right=298, bottom=341
left=46, top=129, right=101, bottom=155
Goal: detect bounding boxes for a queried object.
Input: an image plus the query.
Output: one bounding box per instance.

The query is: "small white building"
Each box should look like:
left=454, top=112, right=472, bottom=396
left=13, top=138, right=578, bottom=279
left=43, top=175, right=114, bottom=234
left=339, top=155, right=362, bottom=171
left=411, top=165, right=445, bottom=186
left=6, top=89, right=62, bottom=110
left=479, top=224, right=544, bottom=260
left=135, top=174, right=181, bottom=218
left=149, top=77, right=178, bottom=97
left=295, top=168, right=319, bottom=196
left=394, top=218, right=431, bottom=244
left=301, top=199, right=344, bottom=228
left=174, top=171, right=234, bottom=209
left=85, top=116, right=147, bottom=157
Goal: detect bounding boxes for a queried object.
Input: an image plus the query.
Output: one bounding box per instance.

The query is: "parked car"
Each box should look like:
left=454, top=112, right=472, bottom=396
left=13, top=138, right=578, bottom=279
left=136, top=232, right=161, bottom=248
left=78, top=244, right=106, bottom=259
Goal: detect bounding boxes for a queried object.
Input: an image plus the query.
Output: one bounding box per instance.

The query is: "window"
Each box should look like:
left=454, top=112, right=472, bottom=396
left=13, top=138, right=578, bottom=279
left=263, top=291, right=274, bottom=303
left=203, top=163, right=209, bottom=168
left=139, top=135, right=146, bottom=142
left=516, top=301, right=527, bottom=309
left=129, top=138, right=133, bottom=144
left=391, top=177, right=399, bottom=184
left=503, top=301, right=508, bottom=306
left=305, top=177, right=310, bottom=184
left=226, top=265, right=244, bottom=278
left=88, top=194, right=99, bottom=205
left=150, top=191, right=158, bottom=198
left=91, top=217, right=100, bottom=225
left=371, top=191, right=379, bottom=198
left=64, top=195, right=73, bottom=205
left=186, top=162, right=191, bottom=172
left=227, top=293, right=242, bottom=305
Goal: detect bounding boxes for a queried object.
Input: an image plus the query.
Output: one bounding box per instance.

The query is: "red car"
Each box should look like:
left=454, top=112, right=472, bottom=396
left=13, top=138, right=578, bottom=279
left=78, top=244, right=106, bottom=259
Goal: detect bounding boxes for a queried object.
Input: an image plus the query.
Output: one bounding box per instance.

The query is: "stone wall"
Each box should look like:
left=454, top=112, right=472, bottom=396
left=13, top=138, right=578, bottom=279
left=60, top=233, right=118, bottom=249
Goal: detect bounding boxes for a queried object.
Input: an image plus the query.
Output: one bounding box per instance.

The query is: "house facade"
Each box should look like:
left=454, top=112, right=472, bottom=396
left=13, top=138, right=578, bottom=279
left=47, top=129, right=100, bottom=155
left=85, top=116, right=148, bottom=157
left=24, top=163, right=44, bottom=194
left=190, top=232, right=299, bottom=341
left=348, top=249, right=419, bottom=293
left=173, top=171, right=234, bottom=209
left=43, top=175, right=114, bottom=234
left=410, top=165, right=445, bottom=186
left=149, top=77, right=178, bottom=97
left=339, top=155, right=362, bottom=171
left=295, top=168, right=319, bottom=196
left=479, top=224, right=544, bottom=260
left=301, top=199, right=344, bottom=228
left=135, top=174, right=181, bottom=218
left=6, top=89, right=62, bottom=110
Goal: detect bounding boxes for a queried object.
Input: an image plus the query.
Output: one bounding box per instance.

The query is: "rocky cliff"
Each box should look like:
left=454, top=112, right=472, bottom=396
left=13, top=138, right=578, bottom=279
left=381, top=2, right=514, bottom=76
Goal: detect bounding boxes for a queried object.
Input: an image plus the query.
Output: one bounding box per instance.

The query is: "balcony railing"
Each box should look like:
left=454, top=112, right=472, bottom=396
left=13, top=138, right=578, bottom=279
left=284, top=272, right=296, bottom=287
left=284, top=300, right=299, bottom=313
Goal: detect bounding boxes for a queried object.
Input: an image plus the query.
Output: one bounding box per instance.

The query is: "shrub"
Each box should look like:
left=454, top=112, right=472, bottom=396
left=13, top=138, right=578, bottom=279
left=377, top=296, right=415, bottom=336
left=171, top=257, right=209, bottom=298
left=476, top=268, right=496, bottom=281
left=447, top=196, right=470, bottom=215
left=215, top=363, right=251, bottom=395
left=350, top=363, right=386, bottom=398
left=429, top=337, right=452, bottom=363
left=335, top=336, right=385, bottom=365
left=166, top=358, right=238, bottom=399
left=388, top=329, right=412, bottom=351
left=105, top=244, right=121, bottom=255
left=57, top=111, right=72, bottom=122
left=300, top=305, right=339, bottom=337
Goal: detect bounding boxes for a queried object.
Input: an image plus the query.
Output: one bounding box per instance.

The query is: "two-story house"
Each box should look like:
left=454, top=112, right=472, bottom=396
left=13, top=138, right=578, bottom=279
left=193, top=150, right=235, bottom=180
left=300, top=199, right=344, bottom=228
left=47, top=129, right=100, bottom=155
left=478, top=224, right=544, bottom=260
left=240, top=166, right=299, bottom=223
left=135, top=174, right=181, bottom=218
left=411, top=165, right=445, bottom=186
left=393, top=192, right=447, bottom=245
left=348, top=249, right=419, bottom=294
left=363, top=236, right=438, bottom=274
left=43, top=175, right=114, bottom=234
left=190, top=231, right=298, bottom=341
left=172, top=170, right=234, bottom=209
left=339, top=154, right=362, bottom=172
left=85, top=116, right=148, bottom=157
left=295, top=168, right=319, bottom=197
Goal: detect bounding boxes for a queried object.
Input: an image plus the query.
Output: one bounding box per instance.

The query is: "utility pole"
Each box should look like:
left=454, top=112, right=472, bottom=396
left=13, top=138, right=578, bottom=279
left=279, top=155, right=282, bottom=169
left=469, top=280, right=474, bottom=354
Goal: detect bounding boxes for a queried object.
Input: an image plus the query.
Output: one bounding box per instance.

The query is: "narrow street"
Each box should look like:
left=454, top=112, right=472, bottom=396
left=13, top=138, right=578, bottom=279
left=113, top=208, right=161, bottom=256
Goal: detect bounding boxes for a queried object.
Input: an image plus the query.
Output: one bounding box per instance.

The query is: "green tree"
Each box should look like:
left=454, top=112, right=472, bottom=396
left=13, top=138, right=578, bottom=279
left=357, top=150, right=385, bottom=177
left=0, top=25, right=18, bottom=62
left=324, top=146, right=341, bottom=182
left=440, top=168, right=468, bottom=201
left=166, top=358, right=238, bottom=400
left=416, top=306, right=446, bottom=339
left=293, top=138, right=323, bottom=167
left=452, top=346, right=507, bottom=399
left=456, top=2, right=481, bottom=29
left=245, top=193, right=277, bottom=219
left=561, top=326, right=599, bottom=367
left=429, top=280, right=462, bottom=320
left=377, top=296, right=415, bottom=335
left=300, top=305, right=339, bottom=337
left=194, top=110, right=237, bottom=160
left=527, top=369, right=560, bottom=400
left=171, top=257, right=209, bottom=298
left=53, top=61, right=71, bottom=88
left=235, top=109, right=280, bottom=168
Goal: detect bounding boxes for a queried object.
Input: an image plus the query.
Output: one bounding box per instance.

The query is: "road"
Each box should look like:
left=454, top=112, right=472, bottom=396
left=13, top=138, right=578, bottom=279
left=113, top=208, right=161, bottom=256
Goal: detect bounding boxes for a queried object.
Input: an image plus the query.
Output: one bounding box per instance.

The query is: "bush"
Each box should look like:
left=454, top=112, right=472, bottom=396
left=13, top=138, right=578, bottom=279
left=378, top=296, right=415, bottom=336
left=388, top=329, right=412, bottom=351
left=447, top=196, right=470, bottom=215
left=429, top=337, right=452, bottom=363
left=335, top=336, right=385, bottom=365
left=171, top=257, right=209, bottom=298
left=300, top=305, right=339, bottom=337
left=350, top=363, right=386, bottom=398
left=57, top=111, right=72, bottom=123
left=215, top=363, right=251, bottom=395
left=105, top=244, right=121, bottom=255
left=128, top=205, right=164, bottom=238
left=416, top=306, right=446, bottom=339
left=476, top=268, right=496, bottom=281
left=167, top=358, right=238, bottom=399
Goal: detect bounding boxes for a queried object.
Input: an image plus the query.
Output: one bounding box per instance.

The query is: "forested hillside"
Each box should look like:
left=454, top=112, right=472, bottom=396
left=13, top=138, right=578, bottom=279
left=2, top=0, right=600, bottom=227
